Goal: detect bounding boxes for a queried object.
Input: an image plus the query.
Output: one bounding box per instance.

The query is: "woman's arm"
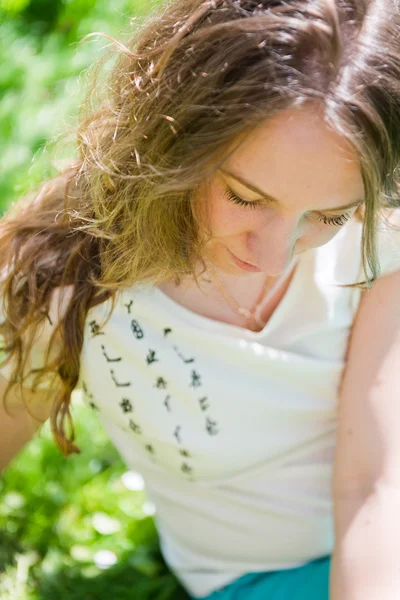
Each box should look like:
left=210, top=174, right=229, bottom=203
left=0, top=372, right=58, bottom=472
left=0, top=285, right=73, bottom=472
left=331, top=268, right=400, bottom=600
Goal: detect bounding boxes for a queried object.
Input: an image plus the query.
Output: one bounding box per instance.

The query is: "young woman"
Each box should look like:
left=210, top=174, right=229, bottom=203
left=1, top=0, right=400, bottom=598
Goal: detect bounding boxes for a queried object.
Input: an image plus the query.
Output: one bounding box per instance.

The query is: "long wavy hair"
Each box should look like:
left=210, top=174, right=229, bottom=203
left=1, top=0, right=400, bottom=457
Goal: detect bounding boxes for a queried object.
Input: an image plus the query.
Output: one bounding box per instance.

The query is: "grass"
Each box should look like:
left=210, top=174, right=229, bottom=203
left=0, top=391, right=189, bottom=600
left=0, top=3, right=190, bottom=596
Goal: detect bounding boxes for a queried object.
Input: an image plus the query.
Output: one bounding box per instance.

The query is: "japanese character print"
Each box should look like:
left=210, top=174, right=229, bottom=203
left=101, top=344, right=122, bottom=363
left=89, top=319, right=105, bottom=337
left=119, top=398, right=134, bottom=413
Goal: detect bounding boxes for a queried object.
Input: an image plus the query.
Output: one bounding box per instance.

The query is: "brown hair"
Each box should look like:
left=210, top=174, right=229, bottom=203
left=1, top=0, right=400, bottom=457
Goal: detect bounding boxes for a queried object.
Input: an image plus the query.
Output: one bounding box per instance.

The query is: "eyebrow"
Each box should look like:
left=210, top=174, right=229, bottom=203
left=219, top=167, right=365, bottom=212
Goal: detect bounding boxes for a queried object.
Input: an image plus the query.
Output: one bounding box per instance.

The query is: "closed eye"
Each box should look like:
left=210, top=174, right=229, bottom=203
left=224, top=188, right=264, bottom=210
left=224, top=188, right=352, bottom=227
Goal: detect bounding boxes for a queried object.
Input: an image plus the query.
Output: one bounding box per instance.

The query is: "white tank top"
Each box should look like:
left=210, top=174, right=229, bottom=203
left=2, top=216, right=400, bottom=598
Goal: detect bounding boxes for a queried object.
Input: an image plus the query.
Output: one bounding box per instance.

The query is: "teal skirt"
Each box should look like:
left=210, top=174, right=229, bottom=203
left=191, top=555, right=331, bottom=600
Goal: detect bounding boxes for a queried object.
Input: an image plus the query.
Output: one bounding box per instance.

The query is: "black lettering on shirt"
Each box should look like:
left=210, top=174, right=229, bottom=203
left=174, top=425, right=182, bottom=444
left=125, top=300, right=134, bottom=314
left=129, top=419, right=142, bottom=434
left=146, top=349, right=159, bottom=365
left=131, top=319, right=144, bottom=339
left=205, top=416, right=219, bottom=436
left=110, top=370, right=131, bottom=387
left=101, top=345, right=122, bottom=363
left=119, top=398, right=133, bottom=413
left=154, top=376, right=167, bottom=390
left=198, top=397, right=209, bottom=411
left=89, top=320, right=105, bottom=336
left=190, top=370, right=202, bottom=388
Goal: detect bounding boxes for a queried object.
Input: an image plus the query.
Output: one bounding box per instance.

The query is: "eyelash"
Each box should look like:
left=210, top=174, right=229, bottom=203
left=224, top=189, right=352, bottom=227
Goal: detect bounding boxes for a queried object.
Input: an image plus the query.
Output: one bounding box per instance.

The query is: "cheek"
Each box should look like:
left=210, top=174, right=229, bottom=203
left=203, top=180, right=350, bottom=247
left=298, top=224, right=343, bottom=250
left=207, top=191, right=255, bottom=237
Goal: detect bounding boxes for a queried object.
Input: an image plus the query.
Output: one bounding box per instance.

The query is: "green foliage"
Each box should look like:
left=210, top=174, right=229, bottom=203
left=1, top=1, right=189, bottom=597
left=0, top=394, right=189, bottom=599
left=0, top=0, right=31, bottom=17
left=0, top=0, right=155, bottom=34
left=0, top=23, right=86, bottom=210
left=0, top=0, right=163, bottom=214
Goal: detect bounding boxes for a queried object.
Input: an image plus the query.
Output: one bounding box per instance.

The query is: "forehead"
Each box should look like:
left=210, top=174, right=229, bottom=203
left=220, top=106, right=364, bottom=208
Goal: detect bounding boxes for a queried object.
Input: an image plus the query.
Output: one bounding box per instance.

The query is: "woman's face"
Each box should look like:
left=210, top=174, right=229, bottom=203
left=197, top=105, right=365, bottom=278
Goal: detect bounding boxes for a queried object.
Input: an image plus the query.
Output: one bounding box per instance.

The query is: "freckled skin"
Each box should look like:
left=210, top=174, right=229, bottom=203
left=195, top=104, right=364, bottom=285
left=158, top=104, right=365, bottom=325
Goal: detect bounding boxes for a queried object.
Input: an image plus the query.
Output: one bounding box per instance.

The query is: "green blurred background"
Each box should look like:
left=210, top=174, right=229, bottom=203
left=0, top=1, right=189, bottom=598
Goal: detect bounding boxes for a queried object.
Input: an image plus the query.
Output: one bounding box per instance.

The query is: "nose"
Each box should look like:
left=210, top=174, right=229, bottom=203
left=247, top=215, right=298, bottom=276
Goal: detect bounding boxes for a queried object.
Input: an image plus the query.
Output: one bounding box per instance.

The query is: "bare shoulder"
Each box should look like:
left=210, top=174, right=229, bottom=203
left=355, top=267, right=400, bottom=351
left=333, top=265, right=400, bottom=497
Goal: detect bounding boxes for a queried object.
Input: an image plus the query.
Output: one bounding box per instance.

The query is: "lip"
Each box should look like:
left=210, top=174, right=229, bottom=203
left=226, top=248, right=262, bottom=272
